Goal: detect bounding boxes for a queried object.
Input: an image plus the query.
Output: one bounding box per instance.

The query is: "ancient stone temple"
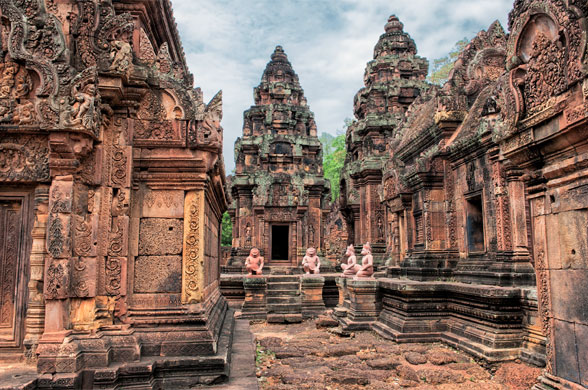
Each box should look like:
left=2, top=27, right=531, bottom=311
left=220, top=46, right=333, bottom=324
left=228, top=46, right=330, bottom=268
left=337, top=16, right=430, bottom=266
left=332, top=5, right=588, bottom=389
left=0, top=0, right=230, bottom=388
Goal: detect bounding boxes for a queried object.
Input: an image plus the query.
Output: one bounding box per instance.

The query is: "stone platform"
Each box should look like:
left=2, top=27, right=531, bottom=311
left=332, top=276, right=545, bottom=366
left=223, top=269, right=337, bottom=323
left=0, top=307, right=235, bottom=389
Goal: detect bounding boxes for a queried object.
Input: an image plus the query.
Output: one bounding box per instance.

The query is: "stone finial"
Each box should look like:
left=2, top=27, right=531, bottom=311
left=271, top=45, right=288, bottom=62
left=385, top=15, right=404, bottom=33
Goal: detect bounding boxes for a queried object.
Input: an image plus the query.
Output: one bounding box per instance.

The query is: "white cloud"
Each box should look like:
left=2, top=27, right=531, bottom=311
left=171, top=0, right=514, bottom=172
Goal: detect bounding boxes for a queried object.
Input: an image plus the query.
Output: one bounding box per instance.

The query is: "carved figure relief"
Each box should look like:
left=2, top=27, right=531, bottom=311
left=0, top=136, right=49, bottom=182
left=109, top=40, right=133, bottom=73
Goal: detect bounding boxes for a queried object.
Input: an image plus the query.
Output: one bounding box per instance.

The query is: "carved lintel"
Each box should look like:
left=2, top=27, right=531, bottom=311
left=182, top=190, right=204, bottom=304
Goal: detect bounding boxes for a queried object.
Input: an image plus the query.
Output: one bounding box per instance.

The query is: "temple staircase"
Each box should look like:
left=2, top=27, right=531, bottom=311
left=266, top=274, right=303, bottom=323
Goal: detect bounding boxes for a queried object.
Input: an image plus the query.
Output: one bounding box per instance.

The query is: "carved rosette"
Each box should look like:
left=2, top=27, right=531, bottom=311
left=182, top=190, right=205, bottom=304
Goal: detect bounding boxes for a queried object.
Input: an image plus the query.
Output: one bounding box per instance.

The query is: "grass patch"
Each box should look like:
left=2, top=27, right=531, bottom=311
left=255, top=343, right=275, bottom=367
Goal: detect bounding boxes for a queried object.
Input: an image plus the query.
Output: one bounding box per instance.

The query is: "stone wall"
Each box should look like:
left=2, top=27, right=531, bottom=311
left=335, top=4, right=588, bottom=388
left=0, top=0, right=231, bottom=387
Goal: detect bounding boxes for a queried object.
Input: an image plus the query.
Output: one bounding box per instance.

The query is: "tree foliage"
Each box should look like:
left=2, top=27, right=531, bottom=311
left=320, top=119, right=351, bottom=202
left=428, top=38, right=469, bottom=85
left=221, top=211, right=232, bottom=246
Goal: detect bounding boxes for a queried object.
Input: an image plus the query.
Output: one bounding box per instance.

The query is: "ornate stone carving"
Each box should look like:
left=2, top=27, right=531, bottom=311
left=138, top=28, right=156, bottom=65
left=109, top=41, right=133, bottom=73
left=134, top=256, right=182, bottom=293
left=156, top=43, right=172, bottom=74
left=70, top=257, right=97, bottom=298
left=111, top=189, right=130, bottom=217
left=0, top=136, right=50, bottom=182
left=110, top=146, right=131, bottom=188
left=189, top=91, right=223, bottom=151
left=182, top=191, right=204, bottom=304
left=105, top=257, right=126, bottom=296
left=108, top=216, right=128, bottom=257
left=44, top=259, right=69, bottom=300
left=73, top=0, right=134, bottom=70
left=73, top=214, right=96, bottom=257
left=142, top=189, right=183, bottom=218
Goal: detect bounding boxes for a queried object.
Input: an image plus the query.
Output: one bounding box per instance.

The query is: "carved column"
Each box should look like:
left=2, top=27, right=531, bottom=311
left=506, top=168, right=531, bottom=257
left=23, top=185, right=50, bottom=359
left=182, top=190, right=205, bottom=304
left=42, top=176, right=74, bottom=341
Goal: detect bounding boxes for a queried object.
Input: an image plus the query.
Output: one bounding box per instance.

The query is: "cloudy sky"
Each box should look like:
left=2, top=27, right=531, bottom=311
left=172, top=0, right=514, bottom=172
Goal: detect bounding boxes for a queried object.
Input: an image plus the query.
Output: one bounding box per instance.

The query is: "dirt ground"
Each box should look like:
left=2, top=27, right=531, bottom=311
left=251, top=317, right=542, bottom=390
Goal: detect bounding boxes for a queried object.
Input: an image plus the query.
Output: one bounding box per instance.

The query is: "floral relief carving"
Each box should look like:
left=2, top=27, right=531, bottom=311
left=182, top=191, right=203, bottom=304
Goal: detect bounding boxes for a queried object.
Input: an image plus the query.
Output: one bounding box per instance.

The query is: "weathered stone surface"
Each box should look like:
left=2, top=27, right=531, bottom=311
left=134, top=256, right=182, bottom=293
left=227, top=46, right=330, bottom=269
left=252, top=318, right=540, bottom=390
left=366, top=357, right=402, bottom=370
left=138, top=218, right=183, bottom=255
left=404, top=352, right=427, bottom=365
left=416, top=368, right=466, bottom=384
left=142, top=190, right=184, bottom=218
left=0, top=0, right=230, bottom=384
left=426, top=349, right=467, bottom=365
left=316, top=315, right=338, bottom=328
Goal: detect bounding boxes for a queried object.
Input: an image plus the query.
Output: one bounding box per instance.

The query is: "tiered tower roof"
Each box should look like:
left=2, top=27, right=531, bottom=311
left=232, top=46, right=329, bottom=207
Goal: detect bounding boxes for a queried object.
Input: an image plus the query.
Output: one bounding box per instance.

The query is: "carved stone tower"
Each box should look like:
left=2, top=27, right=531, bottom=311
left=229, top=46, right=330, bottom=267
left=339, top=15, right=430, bottom=265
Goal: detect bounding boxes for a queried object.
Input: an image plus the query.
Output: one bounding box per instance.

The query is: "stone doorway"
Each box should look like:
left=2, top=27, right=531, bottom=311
left=270, top=224, right=289, bottom=263
left=0, top=195, right=30, bottom=353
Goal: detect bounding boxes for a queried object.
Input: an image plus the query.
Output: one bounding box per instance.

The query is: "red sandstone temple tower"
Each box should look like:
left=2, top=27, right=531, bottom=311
left=339, top=16, right=429, bottom=266
left=228, top=46, right=330, bottom=269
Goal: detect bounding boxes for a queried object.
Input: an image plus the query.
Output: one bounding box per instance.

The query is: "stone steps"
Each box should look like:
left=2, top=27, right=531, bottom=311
left=267, top=296, right=300, bottom=304
left=267, top=281, right=299, bottom=291
left=265, top=276, right=302, bottom=323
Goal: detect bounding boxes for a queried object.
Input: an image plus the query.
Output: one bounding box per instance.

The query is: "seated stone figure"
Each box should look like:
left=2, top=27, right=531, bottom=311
left=341, top=244, right=360, bottom=276
left=302, top=247, right=321, bottom=274
left=355, top=242, right=374, bottom=278
left=245, top=248, right=264, bottom=275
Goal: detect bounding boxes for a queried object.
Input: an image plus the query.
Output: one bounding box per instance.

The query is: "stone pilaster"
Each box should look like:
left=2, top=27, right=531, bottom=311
left=338, top=279, right=380, bottom=331
left=236, top=277, right=267, bottom=320
left=182, top=190, right=205, bottom=304
left=301, top=275, right=326, bottom=318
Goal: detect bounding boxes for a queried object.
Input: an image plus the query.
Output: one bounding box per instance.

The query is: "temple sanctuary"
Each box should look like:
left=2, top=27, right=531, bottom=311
left=0, top=0, right=587, bottom=389
left=227, top=46, right=330, bottom=268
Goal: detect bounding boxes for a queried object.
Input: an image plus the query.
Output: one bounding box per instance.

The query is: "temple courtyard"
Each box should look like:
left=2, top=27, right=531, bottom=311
left=0, top=0, right=587, bottom=388
left=252, top=317, right=541, bottom=390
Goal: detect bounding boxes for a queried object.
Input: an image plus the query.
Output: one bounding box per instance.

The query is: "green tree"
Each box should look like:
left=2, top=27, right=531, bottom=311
left=428, top=38, right=469, bottom=85
left=221, top=211, right=232, bottom=246
left=323, top=134, right=346, bottom=202
left=320, top=118, right=351, bottom=202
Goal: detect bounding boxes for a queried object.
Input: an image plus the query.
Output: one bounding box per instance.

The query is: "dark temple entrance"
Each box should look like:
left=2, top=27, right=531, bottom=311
left=270, top=225, right=289, bottom=262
